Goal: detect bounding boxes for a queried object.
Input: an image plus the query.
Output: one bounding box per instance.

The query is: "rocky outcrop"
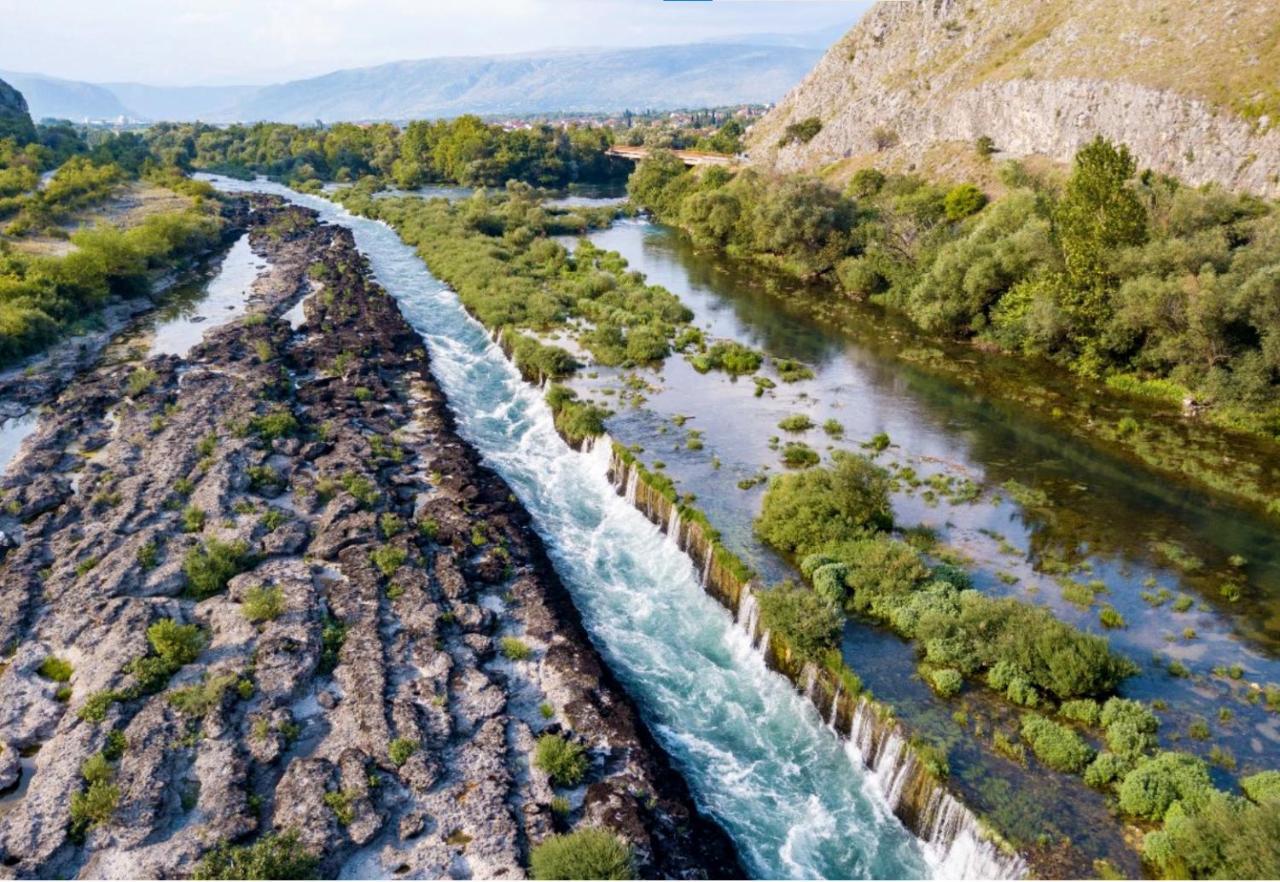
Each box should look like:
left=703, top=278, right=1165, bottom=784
left=748, top=0, right=1280, bottom=198
left=0, top=78, right=36, bottom=145
left=0, top=197, right=738, bottom=879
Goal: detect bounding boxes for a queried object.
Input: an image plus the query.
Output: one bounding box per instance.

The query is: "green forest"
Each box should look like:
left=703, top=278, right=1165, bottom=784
left=628, top=140, right=1280, bottom=443
left=143, top=117, right=625, bottom=189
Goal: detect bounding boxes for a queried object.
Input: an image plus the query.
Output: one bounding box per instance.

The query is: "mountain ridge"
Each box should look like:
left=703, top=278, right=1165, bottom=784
left=2, top=34, right=832, bottom=124
left=747, top=0, right=1280, bottom=197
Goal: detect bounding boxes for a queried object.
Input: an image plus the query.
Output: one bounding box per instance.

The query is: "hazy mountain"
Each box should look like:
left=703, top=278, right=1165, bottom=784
left=0, top=70, right=129, bottom=122
left=4, top=37, right=828, bottom=123
left=101, top=82, right=257, bottom=122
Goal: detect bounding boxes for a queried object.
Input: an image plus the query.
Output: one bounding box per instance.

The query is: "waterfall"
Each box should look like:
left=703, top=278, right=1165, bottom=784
left=623, top=466, right=639, bottom=506
left=667, top=506, right=683, bottom=548
left=803, top=663, right=818, bottom=701
left=736, top=587, right=760, bottom=642
left=828, top=684, right=842, bottom=731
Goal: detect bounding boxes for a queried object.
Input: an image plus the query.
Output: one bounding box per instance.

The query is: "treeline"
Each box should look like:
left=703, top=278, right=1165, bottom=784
left=754, top=453, right=1280, bottom=879
left=628, top=140, right=1280, bottom=441
left=0, top=206, right=224, bottom=364
left=0, top=121, right=227, bottom=365
left=142, top=117, right=627, bottom=189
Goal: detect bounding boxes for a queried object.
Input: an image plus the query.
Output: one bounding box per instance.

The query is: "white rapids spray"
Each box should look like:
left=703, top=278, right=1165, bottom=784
left=204, top=175, right=1007, bottom=880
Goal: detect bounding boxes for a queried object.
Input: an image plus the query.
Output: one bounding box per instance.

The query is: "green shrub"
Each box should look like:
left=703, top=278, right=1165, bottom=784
left=1083, top=751, right=1130, bottom=788
left=530, top=828, right=634, bottom=881
left=184, top=539, right=252, bottom=599
left=777, top=414, right=814, bottom=432
left=780, top=442, right=819, bottom=467
left=755, top=454, right=893, bottom=553
left=1142, top=793, right=1280, bottom=880
left=248, top=408, right=298, bottom=441
left=943, top=183, right=987, bottom=221
left=1241, top=770, right=1280, bottom=804
left=323, top=789, right=356, bottom=825
left=1101, top=697, right=1159, bottom=758
left=926, top=667, right=963, bottom=697
left=500, top=637, right=533, bottom=661
left=148, top=619, right=207, bottom=668
left=755, top=584, right=844, bottom=662
left=193, top=830, right=319, bottom=880
left=534, top=734, right=588, bottom=787
left=811, top=562, right=849, bottom=606
left=1117, top=751, right=1213, bottom=820
left=125, top=368, right=158, bottom=397
left=242, top=585, right=285, bottom=623
left=1059, top=698, right=1101, bottom=726
left=37, top=656, right=73, bottom=682
left=389, top=737, right=419, bottom=767
left=1021, top=713, right=1095, bottom=773
left=370, top=545, right=407, bottom=578
left=182, top=505, right=207, bottom=533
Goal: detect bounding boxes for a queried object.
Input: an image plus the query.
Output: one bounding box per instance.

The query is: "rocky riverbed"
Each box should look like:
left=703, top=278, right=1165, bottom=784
left=0, top=196, right=739, bottom=879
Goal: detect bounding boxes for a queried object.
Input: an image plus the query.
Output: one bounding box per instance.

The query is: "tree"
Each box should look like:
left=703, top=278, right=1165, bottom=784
left=1053, top=137, right=1148, bottom=354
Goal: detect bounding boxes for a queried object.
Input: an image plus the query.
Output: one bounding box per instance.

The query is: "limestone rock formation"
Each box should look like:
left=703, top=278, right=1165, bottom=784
left=747, top=0, right=1280, bottom=197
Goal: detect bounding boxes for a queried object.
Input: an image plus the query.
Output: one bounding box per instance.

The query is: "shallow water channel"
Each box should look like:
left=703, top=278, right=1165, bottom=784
left=553, top=218, right=1280, bottom=872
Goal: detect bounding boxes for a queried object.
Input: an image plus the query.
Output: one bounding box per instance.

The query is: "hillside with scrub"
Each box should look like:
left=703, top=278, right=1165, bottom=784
left=747, top=0, right=1280, bottom=197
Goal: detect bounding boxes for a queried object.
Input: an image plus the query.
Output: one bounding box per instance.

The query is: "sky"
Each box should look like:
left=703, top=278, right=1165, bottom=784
left=0, top=0, right=871, bottom=86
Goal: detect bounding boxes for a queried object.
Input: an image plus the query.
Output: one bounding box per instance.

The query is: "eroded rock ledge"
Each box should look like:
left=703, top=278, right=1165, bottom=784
left=0, top=196, right=740, bottom=880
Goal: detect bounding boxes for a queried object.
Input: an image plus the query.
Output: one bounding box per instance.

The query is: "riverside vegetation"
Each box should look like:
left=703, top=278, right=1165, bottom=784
left=752, top=452, right=1280, bottom=879
left=0, top=112, right=230, bottom=365
left=627, top=140, right=1280, bottom=516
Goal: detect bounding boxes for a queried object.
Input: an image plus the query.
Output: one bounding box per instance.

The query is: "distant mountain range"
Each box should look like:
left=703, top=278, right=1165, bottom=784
left=2, top=28, right=844, bottom=124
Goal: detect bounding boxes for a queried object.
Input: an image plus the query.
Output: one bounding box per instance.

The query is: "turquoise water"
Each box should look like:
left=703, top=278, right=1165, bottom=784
left=204, top=176, right=935, bottom=880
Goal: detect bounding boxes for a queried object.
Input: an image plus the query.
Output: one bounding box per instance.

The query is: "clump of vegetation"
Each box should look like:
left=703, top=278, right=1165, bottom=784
left=529, top=828, right=634, bottom=881
left=69, top=751, right=120, bottom=841
left=1021, top=713, right=1095, bottom=773
left=534, top=734, right=588, bottom=787
left=500, top=637, right=533, bottom=661
left=756, top=455, right=1137, bottom=705
left=370, top=545, right=407, bottom=578
left=1117, top=751, right=1213, bottom=820
left=777, top=414, right=814, bottom=432
left=780, top=442, right=819, bottom=468
left=389, top=737, right=419, bottom=767
left=755, top=584, right=843, bottom=662
left=37, top=656, right=73, bottom=682
left=184, top=539, right=252, bottom=599
left=242, top=584, right=285, bottom=623
left=319, top=614, right=348, bottom=674
left=248, top=407, right=298, bottom=442
left=193, top=830, right=319, bottom=880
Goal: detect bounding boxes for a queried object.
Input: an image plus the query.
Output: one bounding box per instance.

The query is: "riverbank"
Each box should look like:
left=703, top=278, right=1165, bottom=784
left=626, top=151, right=1280, bottom=525
left=0, top=195, right=738, bottom=878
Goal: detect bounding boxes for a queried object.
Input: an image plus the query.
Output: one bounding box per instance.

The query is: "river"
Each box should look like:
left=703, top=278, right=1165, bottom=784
left=202, top=176, right=996, bottom=879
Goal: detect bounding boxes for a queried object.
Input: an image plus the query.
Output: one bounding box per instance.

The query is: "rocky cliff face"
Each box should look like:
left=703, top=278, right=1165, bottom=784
left=0, top=198, right=738, bottom=879
left=0, top=78, right=36, bottom=145
left=748, top=0, right=1280, bottom=197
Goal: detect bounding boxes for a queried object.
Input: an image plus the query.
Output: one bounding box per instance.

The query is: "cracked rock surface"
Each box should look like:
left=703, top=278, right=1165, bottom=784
left=0, top=197, right=740, bottom=880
